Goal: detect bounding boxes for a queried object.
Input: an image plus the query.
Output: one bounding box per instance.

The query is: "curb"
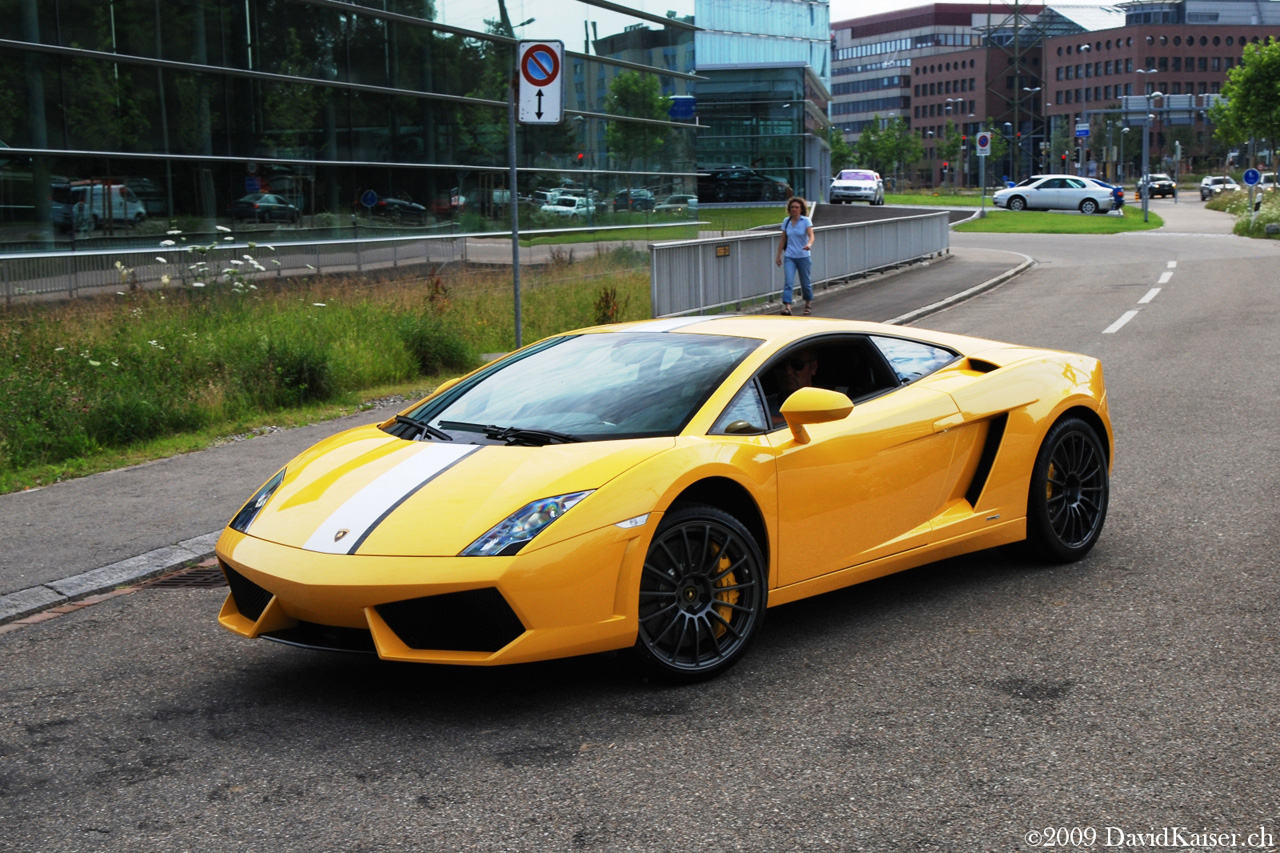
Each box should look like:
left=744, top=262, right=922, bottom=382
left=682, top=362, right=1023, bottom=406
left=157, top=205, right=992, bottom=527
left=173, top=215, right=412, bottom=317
left=0, top=531, right=221, bottom=625
left=888, top=251, right=1035, bottom=326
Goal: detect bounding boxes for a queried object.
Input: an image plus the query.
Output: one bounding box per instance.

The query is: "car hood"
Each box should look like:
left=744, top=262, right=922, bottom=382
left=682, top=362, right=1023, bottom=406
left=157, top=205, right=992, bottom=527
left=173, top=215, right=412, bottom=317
left=238, top=425, right=673, bottom=556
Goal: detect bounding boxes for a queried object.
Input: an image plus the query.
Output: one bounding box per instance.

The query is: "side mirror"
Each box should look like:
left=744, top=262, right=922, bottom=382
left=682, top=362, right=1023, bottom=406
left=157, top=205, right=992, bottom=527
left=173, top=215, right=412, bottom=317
left=780, top=387, right=854, bottom=444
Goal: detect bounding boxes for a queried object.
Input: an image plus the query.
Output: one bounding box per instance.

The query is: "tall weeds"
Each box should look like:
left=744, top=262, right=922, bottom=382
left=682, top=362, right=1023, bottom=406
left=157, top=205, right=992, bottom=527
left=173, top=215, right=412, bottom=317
left=0, top=249, right=650, bottom=474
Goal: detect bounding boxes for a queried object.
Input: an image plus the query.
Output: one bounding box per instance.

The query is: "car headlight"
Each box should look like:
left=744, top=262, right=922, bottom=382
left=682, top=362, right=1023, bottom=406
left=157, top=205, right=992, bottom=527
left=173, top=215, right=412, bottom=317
left=229, top=468, right=285, bottom=534
left=461, top=490, right=594, bottom=557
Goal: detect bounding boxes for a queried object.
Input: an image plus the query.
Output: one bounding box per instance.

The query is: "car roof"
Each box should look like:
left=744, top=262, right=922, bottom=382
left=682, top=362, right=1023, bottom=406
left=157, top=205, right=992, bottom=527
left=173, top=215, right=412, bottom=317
left=569, top=315, right=1013, bottom=357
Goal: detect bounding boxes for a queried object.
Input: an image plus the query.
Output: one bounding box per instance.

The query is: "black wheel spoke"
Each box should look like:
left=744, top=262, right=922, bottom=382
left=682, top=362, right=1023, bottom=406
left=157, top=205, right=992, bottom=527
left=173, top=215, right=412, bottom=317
left=636, top=508, right=766, bottom=677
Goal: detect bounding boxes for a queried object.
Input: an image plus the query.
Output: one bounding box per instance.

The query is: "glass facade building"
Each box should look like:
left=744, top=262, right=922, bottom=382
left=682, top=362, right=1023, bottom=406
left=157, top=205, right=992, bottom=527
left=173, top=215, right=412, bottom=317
left=0, top=0, right=701, bottom=251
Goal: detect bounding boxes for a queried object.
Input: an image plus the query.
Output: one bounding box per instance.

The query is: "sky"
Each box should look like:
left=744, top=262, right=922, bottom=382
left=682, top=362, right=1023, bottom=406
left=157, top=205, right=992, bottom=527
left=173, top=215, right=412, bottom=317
left=829, top=0, right=1114, bottom=24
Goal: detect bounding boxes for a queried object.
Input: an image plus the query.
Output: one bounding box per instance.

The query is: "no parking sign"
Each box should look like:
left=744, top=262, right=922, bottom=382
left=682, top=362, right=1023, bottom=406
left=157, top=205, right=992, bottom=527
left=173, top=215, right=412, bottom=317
left=976, top=132, right=992, bottom=157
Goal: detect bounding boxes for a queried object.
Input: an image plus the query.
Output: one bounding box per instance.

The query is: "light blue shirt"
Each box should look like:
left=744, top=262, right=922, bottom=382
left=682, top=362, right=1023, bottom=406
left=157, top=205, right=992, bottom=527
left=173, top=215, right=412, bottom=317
left=780, top=215, right=813, bottom=258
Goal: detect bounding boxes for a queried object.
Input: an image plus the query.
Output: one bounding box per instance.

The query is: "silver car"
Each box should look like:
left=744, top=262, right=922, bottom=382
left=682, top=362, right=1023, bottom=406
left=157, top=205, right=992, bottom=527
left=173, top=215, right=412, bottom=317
left=828, top=169, right=885, bottom=205
left=1199, top=176, right=1240, bottom=200
left=993, top=174, right=1116, bottom=215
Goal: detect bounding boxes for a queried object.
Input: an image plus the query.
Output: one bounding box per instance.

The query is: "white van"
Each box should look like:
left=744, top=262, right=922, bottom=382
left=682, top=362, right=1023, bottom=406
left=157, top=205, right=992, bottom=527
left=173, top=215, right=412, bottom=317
left=52, top=181, right=147, bottom=231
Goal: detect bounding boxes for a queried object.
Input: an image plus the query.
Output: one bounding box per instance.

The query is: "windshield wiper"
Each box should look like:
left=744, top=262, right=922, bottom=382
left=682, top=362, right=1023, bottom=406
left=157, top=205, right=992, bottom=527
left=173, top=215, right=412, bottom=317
left=438, top=420, right=581, bottom=446
left=394, top=414, right=453, bottom=442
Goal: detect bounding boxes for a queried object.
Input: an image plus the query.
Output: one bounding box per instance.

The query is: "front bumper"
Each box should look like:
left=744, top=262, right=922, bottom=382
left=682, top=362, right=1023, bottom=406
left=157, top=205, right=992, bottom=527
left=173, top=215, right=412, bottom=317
left=215, top=518, right=657, bottom=665
left=830, top=187, right=877, bottom=202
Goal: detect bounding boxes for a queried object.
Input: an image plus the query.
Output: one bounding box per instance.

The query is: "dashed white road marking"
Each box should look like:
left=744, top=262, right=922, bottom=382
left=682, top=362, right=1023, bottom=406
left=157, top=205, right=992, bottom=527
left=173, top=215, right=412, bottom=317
left=1158, top=271, right=1173, bottom=284
left=1104, top=310, right=1139, bottom=334
left=1139, top=288, right=1161, bottom=304
left=1167, top=261, right=1177, bottom=268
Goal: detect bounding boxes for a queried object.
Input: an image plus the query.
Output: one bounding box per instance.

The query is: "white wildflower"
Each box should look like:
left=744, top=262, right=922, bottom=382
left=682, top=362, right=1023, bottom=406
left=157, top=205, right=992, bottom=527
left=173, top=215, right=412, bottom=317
left=166, top=229, right=183, bottom=235
left=159, top=240, right=176, bottom=247
left=229, top=259, right=243, bottom=265
left=192, top=282, right=206, bottom=287
left=216, top=225, right=232, bottom=232
left=223, top=236, right=234, bottom=242
left=156, top=256, right=168, bottom=263
left=88, top=360, right=101, bottom=367
left=312, top=302, right=327, bottom=307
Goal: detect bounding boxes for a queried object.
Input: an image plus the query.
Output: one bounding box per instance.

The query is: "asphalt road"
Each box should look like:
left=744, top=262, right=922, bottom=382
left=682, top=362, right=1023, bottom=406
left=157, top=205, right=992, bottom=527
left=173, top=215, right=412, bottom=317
left=3, top=197, right=1278, bottom=852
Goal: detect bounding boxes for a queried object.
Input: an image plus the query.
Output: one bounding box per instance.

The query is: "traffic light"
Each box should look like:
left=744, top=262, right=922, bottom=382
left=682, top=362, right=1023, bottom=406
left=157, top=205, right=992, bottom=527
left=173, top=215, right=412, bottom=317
left=942, top=161, right=949, bottom=172
left=1061, top=153, right=1068, bottom=167
left=576, top=152, right=585, bottom=166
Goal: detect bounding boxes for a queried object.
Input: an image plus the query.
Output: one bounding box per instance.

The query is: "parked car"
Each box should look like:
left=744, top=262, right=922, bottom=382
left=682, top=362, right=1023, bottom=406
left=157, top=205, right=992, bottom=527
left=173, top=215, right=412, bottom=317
left=370, top=192, right=427, bottom=224
left=215, top=316, right=1112, bottom=680
left=992, top=174, right=1116, bottom=214
left=541, top=195, right=592, bottom=218
left=613, top=189, right=655, bottom=211
left=1088, top=178, right=1126, bottom=210
left=654, top=194, right=698, bottom=214
left=1199, top=175, right=1239, bottom=200
left=697, top=168, right=792, bottom=203
left=1138, top=173, right=1176, bottom=198
left=828, top=169, right=885, bottom=205
left=51, top=180, right=148, bottom=231
left=232, top=193, right=299, bottom=223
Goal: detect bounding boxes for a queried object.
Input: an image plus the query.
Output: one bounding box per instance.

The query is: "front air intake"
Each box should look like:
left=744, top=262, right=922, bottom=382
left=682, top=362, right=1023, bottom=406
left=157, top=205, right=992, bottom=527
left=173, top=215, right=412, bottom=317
left=376, top=588, right=525, bottom=653
left=221, top=561, right=273, bottom=622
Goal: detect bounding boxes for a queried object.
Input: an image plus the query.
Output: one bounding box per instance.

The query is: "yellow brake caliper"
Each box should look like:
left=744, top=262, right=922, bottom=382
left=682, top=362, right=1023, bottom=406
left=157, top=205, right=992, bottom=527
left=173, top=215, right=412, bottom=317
left=711, top=545, right=740, bottom=638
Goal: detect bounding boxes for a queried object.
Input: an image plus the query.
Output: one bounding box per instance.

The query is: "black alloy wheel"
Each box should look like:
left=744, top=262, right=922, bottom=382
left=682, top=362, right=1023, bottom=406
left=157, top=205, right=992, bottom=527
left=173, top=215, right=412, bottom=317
left=1025, top=417, right=1109, bottom=563
left=635, top=504, right=766, bottom=681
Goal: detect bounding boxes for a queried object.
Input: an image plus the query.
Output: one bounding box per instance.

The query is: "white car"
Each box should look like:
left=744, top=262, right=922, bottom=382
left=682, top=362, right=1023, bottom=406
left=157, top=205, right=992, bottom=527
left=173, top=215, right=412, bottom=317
left=541, top=195, right=591, bottom=218
left=828, top=169, right=885, bottom=205
left=993, top=174, right=1115, bottom=215
left=1199, top=175, right=1240, bottom=200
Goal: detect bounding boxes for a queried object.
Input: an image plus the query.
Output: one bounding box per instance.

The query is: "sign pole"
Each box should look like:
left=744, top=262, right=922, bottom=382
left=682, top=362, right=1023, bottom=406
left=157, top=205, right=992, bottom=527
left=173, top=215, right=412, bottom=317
left=509, top=72, right=522, bottom=349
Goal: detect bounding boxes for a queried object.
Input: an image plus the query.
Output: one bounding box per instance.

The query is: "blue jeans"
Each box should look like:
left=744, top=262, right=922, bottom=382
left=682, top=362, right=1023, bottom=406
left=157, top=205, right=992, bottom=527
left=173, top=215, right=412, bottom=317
left=783, top=255, right=812, bottom=304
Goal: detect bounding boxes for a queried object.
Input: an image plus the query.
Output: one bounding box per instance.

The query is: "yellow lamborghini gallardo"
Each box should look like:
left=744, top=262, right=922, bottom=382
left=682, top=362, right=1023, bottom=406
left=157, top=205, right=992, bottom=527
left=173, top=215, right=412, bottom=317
left=217, top=316, right=1112, bottom=680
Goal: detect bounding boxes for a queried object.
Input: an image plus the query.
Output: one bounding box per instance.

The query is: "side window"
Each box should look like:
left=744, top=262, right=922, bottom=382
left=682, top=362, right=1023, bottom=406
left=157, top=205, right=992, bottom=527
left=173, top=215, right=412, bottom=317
left=711, top=381, right=769, bottom=435
left=870, top=336, right=958, bottom=384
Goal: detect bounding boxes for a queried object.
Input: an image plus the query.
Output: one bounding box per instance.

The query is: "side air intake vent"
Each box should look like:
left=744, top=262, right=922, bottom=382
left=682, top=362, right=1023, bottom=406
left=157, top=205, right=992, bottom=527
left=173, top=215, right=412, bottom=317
left=377, top=588, right=525, bottom=653
left=967, top=358, right=1001, bottom=373
left=221, top=561, right=273, bottom=621
left=965, top=413, right=1009, bottom=507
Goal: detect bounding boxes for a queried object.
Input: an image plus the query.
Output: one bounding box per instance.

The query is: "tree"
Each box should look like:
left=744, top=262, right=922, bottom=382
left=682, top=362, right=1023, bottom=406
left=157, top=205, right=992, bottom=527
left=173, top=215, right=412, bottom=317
left=936, top=120, right=963, bottom=187
left=604, top=71, right=671, bottom=172
left=1210, top=37, right=1280, bottom=154
left=855, top=116, right=921, bottom=187
left=827, top=126, right=855, bottom=172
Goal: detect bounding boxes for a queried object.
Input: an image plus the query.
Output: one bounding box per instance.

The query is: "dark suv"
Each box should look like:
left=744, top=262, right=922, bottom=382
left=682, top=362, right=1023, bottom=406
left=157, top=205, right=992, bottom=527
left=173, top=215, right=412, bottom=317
left=1139, top=173, right=1176, bottom=198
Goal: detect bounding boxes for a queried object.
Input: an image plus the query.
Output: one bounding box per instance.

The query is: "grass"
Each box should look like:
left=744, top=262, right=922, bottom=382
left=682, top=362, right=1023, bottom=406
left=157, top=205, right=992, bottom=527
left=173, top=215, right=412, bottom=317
left=1206, top=187, right=1280, bottom=237
left=883, top=191, right=988, bottom=207
left=0, top=249, right=652, bottom=494
left=952, top=203, right=1164, bottom=234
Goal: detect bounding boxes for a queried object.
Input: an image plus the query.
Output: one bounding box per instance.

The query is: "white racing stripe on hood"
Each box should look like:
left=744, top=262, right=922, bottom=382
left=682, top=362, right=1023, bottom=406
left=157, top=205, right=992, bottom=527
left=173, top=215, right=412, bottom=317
left=302, top=442, right=481, bottom=555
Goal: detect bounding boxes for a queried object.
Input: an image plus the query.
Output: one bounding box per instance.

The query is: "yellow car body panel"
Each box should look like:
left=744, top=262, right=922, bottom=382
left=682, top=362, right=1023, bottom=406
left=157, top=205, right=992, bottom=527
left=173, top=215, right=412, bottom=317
left=216, top=316, right=1113, bottom=672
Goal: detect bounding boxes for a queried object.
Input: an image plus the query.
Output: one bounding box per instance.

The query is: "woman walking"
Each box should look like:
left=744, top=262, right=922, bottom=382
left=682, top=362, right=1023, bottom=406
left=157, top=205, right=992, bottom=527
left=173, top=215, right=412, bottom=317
left=775, top=196, right=815, bottom=315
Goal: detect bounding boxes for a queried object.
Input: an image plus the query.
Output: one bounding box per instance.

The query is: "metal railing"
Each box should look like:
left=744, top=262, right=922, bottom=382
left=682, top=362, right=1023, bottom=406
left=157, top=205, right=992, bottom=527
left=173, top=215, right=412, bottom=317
left=649, top=211, right=950, bottom=317
left=0, top=231, right=469, bottom=304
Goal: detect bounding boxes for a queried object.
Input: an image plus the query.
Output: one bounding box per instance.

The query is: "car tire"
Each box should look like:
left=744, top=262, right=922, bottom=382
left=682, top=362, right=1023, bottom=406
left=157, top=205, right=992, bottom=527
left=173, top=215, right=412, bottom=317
left=634, top=503, right=767, bottom=682
left=1008, top=196, right=1027, bottom=211
left=715, top=186, right=729, bottom=203
left=1023, top=416, right=1109, bottom=564
left=1080, top=199, right=1099, bottom=215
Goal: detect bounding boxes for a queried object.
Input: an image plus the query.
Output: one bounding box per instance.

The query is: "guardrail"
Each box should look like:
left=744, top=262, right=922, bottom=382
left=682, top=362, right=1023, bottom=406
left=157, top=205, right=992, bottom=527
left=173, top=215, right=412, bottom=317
left=649, top=211, right=950, bottom=317
left=0, top=232, right=470, bottom=305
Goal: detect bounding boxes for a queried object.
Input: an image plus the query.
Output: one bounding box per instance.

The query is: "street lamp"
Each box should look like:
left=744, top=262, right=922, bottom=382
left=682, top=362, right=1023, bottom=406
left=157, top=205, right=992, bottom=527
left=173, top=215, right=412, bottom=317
left=927, top=130, right=935, bottom=188
left=1022, top=87, right=1042, bottom=175
left=1121, top=126, right=1130, bottom=184
left=1139, top=87, right=1164, bottom=222
left=1003, top=122, right=1013, bottom=184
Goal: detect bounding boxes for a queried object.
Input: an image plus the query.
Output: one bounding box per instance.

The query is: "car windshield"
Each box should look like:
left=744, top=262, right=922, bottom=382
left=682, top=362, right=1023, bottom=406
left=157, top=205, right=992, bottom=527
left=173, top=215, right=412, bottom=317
left=406, top=332, right=761, bottom=442
left=838, top=171, right=877, bottom=181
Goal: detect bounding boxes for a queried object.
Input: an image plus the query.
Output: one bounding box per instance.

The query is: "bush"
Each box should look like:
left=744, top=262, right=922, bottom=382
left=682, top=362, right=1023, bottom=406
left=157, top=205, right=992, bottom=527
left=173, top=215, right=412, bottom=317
left=397, top=315, right=477, bottom=376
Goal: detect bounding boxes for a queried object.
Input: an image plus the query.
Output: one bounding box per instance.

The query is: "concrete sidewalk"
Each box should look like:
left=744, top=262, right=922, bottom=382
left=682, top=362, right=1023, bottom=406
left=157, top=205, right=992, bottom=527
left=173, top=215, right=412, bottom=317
left=0, top=240, right=1031, bottom=624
